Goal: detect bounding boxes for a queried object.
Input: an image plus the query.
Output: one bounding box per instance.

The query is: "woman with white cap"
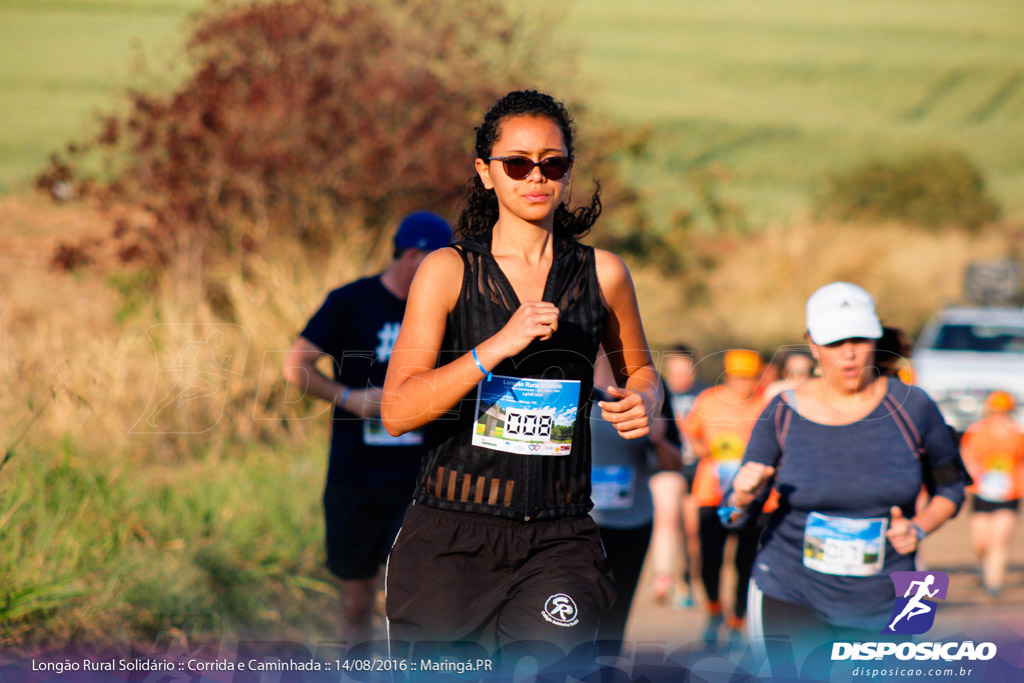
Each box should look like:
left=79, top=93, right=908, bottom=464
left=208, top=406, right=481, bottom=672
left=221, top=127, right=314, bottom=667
left=722, top=282, right=967, bottom=670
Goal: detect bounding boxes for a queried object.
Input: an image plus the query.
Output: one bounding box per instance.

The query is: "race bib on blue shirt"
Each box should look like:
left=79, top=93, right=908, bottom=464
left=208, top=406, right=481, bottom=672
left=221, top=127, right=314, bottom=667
left=803, top=512, right=887, bottom=577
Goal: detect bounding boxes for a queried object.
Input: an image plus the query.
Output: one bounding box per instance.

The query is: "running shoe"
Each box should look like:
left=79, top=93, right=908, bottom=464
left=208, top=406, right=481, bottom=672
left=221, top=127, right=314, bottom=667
left=726, top=616, right=745, bottom=650
left=673, top=591, right=694, bottom=609
left=703, top=603, right=724, bottom=645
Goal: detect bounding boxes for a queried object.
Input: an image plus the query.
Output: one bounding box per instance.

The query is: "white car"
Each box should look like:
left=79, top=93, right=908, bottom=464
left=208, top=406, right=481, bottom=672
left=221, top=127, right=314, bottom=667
left=913, top=307, right=1024, bottom=433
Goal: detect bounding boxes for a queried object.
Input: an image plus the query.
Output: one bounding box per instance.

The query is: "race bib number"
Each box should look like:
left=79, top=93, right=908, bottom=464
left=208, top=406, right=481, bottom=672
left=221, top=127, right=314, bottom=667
left=710, top=432, right=745, bottom=462
left=472, top=374, right=580, bottom=456
left=803, top=512, right=887, bottom=577
left=591, top=465, right=636, bottom=510
left=979, top=452, right=1013, bottom=502
left=362, top=418, right=424, bottom=446
left=710, top=432, right=744, bottom=491
left=670, top=394, right=700, bottom=465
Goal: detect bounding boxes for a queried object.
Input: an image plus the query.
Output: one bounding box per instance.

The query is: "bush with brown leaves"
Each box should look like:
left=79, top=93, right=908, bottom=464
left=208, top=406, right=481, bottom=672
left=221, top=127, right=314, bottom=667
left=41, top=0, right=643, bottom=271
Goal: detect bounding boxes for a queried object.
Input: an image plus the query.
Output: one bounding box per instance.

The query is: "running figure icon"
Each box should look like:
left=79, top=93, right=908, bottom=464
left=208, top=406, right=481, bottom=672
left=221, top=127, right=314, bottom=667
left=144, top=330, right=233, bottom=427
left=888, top=574, right=939, bottom=631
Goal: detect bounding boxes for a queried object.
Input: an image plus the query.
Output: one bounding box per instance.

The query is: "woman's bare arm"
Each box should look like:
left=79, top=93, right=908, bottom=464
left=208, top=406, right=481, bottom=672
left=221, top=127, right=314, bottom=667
left=594, top=248, right=663, bottom=439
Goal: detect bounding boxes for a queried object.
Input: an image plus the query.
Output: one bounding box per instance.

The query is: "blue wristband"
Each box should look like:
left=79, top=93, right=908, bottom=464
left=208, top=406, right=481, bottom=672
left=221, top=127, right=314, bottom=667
left=718, top=506, right=739, bottom=524
left=471, top=347, right=492, bottom=381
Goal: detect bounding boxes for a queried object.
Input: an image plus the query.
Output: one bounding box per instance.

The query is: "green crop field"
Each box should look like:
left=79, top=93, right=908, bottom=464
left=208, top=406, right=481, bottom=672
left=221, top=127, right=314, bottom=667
left=555, top=0, right=1024, bottom=223
left=0, top=0, right=205, bottom=192
left=2, top=0, right=1023, bottom=221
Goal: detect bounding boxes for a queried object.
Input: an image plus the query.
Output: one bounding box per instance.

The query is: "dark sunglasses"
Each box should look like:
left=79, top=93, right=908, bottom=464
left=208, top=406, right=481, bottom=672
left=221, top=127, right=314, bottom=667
left=487, top=155, right=573, bottom=181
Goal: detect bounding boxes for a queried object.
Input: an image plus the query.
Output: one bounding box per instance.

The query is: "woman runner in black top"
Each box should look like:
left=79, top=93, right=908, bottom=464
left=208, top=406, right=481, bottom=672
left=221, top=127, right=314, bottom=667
left=382, top=91, right=662, bottom=658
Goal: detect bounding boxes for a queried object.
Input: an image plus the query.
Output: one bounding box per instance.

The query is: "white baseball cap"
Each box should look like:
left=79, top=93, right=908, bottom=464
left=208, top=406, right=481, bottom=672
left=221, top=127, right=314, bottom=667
left=805, top=282, right=883, bottom=345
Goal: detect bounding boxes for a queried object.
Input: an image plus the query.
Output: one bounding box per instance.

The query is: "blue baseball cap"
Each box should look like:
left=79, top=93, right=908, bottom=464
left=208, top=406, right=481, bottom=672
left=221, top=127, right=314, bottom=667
left=393, top=211, right=452, bottom=252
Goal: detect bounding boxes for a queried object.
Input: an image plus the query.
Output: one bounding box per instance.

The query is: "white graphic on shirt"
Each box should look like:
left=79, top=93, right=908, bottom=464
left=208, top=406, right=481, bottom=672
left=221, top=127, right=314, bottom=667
left=542, top=593, right=580, bottom=627
left=376, top=322, right=401, bottom=361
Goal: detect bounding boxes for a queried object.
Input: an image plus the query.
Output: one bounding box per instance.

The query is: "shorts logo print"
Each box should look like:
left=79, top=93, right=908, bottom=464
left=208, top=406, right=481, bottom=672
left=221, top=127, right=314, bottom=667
left=542, top=593, right=579, bottom=627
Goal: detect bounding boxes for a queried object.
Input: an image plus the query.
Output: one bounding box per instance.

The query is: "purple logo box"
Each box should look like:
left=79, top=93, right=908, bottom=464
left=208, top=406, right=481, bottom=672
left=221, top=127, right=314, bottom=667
left=883, top=571, right=949, bottom=635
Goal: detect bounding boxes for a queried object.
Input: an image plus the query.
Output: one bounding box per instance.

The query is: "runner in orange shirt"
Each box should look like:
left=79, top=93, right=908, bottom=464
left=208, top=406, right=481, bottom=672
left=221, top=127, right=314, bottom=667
left=682, top=349, right=767, bottom=646
left=961, top=390, right=1024, bottom=597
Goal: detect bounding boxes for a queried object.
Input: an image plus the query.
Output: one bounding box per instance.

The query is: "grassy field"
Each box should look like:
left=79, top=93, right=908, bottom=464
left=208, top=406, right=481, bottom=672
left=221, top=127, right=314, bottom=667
left=2, top=0, right=1023, bottom=223
left=0, top=0, right=205, bottom=191
left=557, top=0, right=1024, bottom=224
left=0, top=439, right=335, bottom=645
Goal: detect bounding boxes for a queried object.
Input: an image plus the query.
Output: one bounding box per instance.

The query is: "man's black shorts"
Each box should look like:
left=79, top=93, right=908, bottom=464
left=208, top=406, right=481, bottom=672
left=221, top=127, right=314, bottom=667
left=323, top=481, right=414, bottom=580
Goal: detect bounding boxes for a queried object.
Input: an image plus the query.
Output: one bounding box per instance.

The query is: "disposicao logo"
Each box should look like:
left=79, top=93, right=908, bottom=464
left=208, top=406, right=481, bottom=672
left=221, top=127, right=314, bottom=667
left=884, top=570, right=948, bottom=635
left=831, top=571, right=997, bottom=663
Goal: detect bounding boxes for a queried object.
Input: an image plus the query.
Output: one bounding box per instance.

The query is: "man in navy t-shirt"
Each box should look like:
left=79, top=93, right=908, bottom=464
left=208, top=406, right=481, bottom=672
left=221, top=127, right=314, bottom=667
left=282, top=211, right=451, bottom=643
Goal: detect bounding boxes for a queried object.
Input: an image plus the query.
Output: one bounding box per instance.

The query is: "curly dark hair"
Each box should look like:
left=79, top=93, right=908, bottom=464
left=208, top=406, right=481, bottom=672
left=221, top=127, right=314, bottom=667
left=455, top=90, right=601, bottom=239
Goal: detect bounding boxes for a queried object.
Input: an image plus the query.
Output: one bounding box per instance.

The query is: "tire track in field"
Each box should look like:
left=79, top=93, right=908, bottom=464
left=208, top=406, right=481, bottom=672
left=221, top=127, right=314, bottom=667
left=0, top=0, right=189, bottom=15
left=902, top=68, right=969, bottom=121
left=965, top=71, right=1024, bottom=124
left=666, top=126, right=799, bottom=174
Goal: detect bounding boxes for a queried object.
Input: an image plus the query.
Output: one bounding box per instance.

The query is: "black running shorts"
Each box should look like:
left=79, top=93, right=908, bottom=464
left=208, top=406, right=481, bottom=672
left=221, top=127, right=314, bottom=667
left=385, top=502, right=615, bottom=655
left=971, top=494, right=1021, bottom=513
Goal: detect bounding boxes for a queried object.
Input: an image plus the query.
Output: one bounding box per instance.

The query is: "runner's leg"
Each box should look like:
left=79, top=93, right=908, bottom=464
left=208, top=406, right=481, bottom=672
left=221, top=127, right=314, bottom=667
left=970, top=510, right=991, bottom=579
left=680, top=481, right=701, bottom=605
left=648, top=472, right=685, bottom=602
left=983, top=509, right=1016, bottom=593
left=698, top=506, right=727, bottom=642
left=729, top=519, right=761, bottom=637
left=339, top=577, right=377, bottom=643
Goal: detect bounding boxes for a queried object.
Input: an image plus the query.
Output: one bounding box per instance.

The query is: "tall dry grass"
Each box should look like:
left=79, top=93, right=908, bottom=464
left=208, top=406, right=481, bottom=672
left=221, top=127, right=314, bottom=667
left=0, top=197, right=381, bottom=645
left=2, top=233, right=373, bottom=462
left=635, top=218, right=1022, bottom=358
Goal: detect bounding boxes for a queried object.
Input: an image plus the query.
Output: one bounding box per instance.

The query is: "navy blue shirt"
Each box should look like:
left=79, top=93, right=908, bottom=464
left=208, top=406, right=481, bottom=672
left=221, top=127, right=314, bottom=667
left=737, top=378, right=965, bottom=629
left=301, top=276, right=424, bottom=489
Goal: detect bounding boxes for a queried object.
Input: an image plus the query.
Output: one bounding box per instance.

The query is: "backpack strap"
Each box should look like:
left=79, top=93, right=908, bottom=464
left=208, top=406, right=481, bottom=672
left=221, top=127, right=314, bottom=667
left=882, top=394, right=925, bottom=460
left=883, top=392, right=973, bottom=492
left=775, top=392, right=794, bottom=453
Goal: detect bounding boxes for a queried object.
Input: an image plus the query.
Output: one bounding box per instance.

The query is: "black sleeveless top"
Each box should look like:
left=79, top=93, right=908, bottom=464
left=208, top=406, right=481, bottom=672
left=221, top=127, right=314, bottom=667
left=414, top=227, right=607, bottom=520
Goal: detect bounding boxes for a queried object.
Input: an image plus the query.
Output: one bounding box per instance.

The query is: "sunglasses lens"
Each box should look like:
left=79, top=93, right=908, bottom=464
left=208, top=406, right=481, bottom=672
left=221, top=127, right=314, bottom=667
left=540, top=157, right=571, bottom=180
left=495, top=156, right=573, bottom=180
left=502, top=157, right=535, bottom=180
